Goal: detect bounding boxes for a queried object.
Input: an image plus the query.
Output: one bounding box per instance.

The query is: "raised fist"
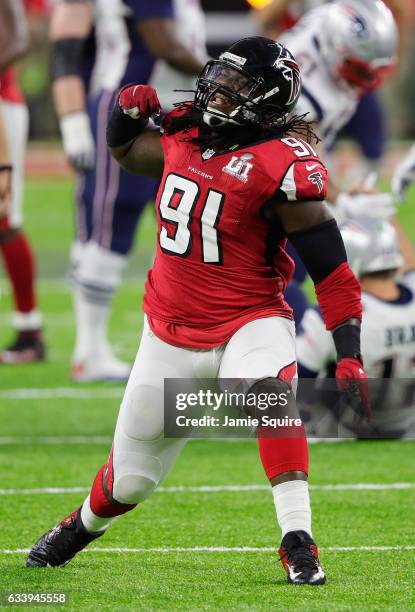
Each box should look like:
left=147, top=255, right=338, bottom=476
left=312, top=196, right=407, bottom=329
left=335, top=357, right=371, bottom=422
left=118, top=84, right=161, bottom=120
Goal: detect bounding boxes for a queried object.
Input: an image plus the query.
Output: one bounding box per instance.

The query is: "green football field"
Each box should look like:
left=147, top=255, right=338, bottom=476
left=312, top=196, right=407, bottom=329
left=0, top=177, right=414, bottom=610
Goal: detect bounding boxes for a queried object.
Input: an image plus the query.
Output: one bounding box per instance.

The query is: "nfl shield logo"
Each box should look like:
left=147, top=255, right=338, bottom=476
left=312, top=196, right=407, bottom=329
left=202, top=148, right=215, bottom=160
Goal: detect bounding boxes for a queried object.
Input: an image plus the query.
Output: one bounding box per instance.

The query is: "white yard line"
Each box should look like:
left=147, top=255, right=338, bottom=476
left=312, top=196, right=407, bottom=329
left=2, top=546, right=414, bottom=555
left=0, top=388, right=124, bottom=400
left=0, top=433, right=413, bottom=445
left=0, top=483, right=414, bottom=495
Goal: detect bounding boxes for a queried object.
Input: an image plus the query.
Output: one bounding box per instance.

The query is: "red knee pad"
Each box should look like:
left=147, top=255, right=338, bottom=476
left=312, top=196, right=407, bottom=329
left=258, top=430, right=309, bottom=481
left=90, top=450, right=136, bottom=518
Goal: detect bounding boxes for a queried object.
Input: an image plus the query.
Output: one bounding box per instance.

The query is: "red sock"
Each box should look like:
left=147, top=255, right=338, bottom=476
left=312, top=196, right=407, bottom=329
left=90, top=450, right=137, bottom=518
left=0, top=220, right=37, bottom=314
left=258, top=426, right=309, bottom=481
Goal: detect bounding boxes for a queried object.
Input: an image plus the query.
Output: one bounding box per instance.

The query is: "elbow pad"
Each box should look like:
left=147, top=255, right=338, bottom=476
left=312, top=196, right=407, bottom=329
left=52, top=38, right=85, bottom=80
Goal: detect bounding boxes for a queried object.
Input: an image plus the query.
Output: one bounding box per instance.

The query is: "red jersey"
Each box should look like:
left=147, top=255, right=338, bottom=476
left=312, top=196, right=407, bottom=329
left=144, top=114, right=328, bottom=349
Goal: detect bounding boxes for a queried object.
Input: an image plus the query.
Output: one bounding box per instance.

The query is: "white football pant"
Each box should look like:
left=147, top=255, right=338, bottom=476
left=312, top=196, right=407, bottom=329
left=110, top=315, right=297, bottom=505
left=2, top=101, right=29, bottom=228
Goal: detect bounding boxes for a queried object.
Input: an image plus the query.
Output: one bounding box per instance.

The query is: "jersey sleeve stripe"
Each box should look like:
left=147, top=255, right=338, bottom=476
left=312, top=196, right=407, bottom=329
left=279, top=163, right=297, bottom=201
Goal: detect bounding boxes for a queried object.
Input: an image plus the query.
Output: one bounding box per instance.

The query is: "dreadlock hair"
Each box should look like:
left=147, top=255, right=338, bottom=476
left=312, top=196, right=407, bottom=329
left=163, top=99, right=320, bottom=153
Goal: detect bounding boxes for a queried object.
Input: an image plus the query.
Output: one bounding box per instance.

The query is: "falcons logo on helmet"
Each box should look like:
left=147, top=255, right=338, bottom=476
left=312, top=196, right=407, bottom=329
left=308, top=171, right=324, bottom=193
left=274, top=58, right=301, bottom=105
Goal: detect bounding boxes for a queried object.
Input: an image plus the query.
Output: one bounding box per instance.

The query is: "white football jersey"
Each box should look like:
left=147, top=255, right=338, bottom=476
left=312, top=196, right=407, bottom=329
left=280, top=6, right=359, bottom=148
left=297, top=272, right=415, bottom=436
left=90, top=0, right=132, bottom=95
left=150, top=0, right=207, bottom=110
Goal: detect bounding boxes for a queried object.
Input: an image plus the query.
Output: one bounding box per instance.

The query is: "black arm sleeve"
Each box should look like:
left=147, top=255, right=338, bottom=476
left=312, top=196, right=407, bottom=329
left=332, top=320, right=362, bottom=362
left=286, top=219, right=347, bottom=284
left=106, top=101, right=148, bottom=149
left=52, top=38, right=86, bottom=80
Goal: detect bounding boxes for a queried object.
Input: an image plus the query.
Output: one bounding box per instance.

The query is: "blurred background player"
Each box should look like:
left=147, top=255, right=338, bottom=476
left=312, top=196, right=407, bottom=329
left=297, top=215, right=415, bottom=439
left=150, top=0, right=207, bottom=111
left=251, top=0, right=410, bottom=182
left=249, top=0, right=324, bottom=39
left=259, top=0, right=399, bottom=327
left=277, top=0, right=398, bottom=204
left=0, top=0, right=47, bottom=364
left=49, top=0, right=207, bottom=383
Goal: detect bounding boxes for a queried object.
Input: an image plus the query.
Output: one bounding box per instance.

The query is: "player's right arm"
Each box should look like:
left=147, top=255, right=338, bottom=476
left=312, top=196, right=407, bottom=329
left=250, top=0, right=290, bottom=38
left=391, top=217, right=415, bottom=273
left=136, top=11, right=206, bottom=76
left=392, top=144, right=415, bottom=202
left=107, top=85, right=164, bottom=179
left=49, top=0, right=94, bottom=171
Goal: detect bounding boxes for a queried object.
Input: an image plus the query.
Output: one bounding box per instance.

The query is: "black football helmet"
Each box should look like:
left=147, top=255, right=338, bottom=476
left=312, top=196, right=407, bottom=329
left=194, top=37, right=301, bottom=129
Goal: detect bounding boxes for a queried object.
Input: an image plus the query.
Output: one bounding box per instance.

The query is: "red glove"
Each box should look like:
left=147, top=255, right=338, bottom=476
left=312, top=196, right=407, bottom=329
left=118, top=84, right=161, bottom=120
left=335, top=357, right=371, bottom=422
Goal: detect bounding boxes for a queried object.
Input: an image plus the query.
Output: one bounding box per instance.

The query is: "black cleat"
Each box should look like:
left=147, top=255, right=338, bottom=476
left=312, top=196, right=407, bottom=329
left=26, top=508, right=103, bottom=568
left=278, top=530, right=326, bottom=585
left=0, top=330, right=46, bottom=364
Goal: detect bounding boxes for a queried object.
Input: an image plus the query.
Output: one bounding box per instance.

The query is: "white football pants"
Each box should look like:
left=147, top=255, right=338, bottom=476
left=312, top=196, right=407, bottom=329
left=110, top=315, right=296, bottom=505
left=2, top=101, right=29, bottom=228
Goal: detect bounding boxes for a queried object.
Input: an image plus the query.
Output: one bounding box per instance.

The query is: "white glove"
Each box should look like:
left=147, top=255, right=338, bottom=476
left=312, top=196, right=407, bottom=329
left=334, top=191, right=395, bottom=222
left=60, top=112, right=95, bottom=173
left=392, top=145, right=415, bottom=202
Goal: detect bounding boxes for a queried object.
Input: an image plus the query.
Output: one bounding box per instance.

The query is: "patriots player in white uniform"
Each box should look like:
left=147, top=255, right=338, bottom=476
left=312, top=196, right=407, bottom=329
left=278, top=0, right=398, bottom=326
left=280, top=0, right=398, bottom=216
left=297, top=216, right=415, bottom=438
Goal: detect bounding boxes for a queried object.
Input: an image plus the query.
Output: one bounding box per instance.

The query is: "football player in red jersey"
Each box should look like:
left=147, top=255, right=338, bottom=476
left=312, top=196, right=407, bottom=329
left=27, top=38, right=369, bottom=585
left=0, top=0, right=48, bottom=364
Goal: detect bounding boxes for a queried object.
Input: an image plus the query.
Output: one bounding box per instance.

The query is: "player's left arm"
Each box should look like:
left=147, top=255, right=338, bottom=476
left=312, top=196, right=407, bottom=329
left=272, top=170, right=370, bottom=417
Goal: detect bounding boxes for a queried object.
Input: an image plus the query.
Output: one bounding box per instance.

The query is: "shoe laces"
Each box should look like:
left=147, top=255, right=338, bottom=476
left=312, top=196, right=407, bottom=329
left=279, top=538, right=318, bottom=571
